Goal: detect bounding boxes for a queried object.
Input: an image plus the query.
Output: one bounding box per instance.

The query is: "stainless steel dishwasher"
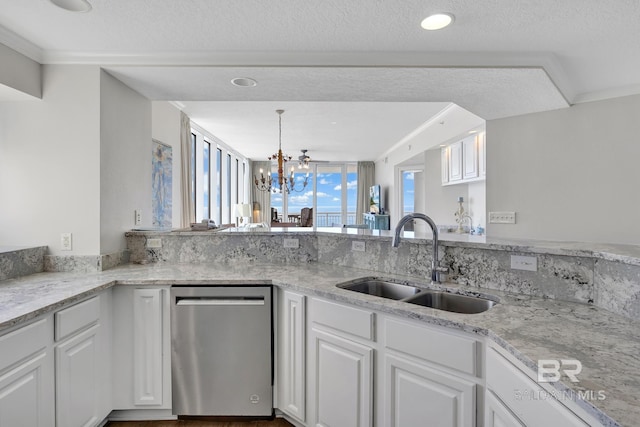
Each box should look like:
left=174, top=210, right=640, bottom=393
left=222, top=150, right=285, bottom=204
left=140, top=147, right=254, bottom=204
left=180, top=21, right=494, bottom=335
left=170, top=285, right=273, bottom=416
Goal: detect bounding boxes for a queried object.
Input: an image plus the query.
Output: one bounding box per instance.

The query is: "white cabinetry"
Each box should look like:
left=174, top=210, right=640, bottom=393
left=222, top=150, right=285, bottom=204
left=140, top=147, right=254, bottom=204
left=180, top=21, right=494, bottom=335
left=485, top=344, right=600, bottom=427
left=0, top=317, right=55, bottom=427
left=383, top=318, right=478, bottom=427
left=277, top=290, right=307, bottom=423
left=478, top=132, right=486, bottom=178
left=308, top=298, right=374, bottom=427
left=384, top=354, right=475, bottom=427
left=54, top=292, right=112, bottom=427
left=112, top=286, right=171, bottom=411
left=311, top=329, right=374, bottom=427
left=441, top=146, right=450, bottom=184
left=463, top=136, right=479, bottom=180
left=485, top=392, right=525, bottom=427
left=443, top=133, right=485, bottom=186
left=448, top=140, right=463, bottom=182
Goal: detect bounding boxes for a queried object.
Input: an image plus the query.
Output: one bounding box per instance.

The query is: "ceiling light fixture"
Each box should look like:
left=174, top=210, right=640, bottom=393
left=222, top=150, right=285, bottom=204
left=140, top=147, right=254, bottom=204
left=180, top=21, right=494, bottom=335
left=254, top=110, right=309, bottom=194
left=50, top=0, right=92, bottom=12
left=421, top=13, right=454, bottom=30
left=231, top=77, right=258, bottom=87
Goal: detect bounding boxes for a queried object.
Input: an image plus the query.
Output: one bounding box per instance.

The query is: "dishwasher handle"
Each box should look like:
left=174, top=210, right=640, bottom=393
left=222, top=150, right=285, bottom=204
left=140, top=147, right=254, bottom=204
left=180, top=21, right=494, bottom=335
left=176, top=297, right=265, bottom=307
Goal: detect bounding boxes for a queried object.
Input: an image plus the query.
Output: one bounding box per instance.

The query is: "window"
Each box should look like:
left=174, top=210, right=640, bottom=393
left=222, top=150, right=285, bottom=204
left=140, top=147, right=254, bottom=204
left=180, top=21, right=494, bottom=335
left=226, top=154, right=231, bottom=224
left=216, top=148, right=222, bottom=224
left=203, top=141, right=210, bottom=220
left=270, top=162, right=356, bottom=227
left=190, top=133, right=197, bottom=222
left=236, top=158, right=240, bottom=202
left=189, top=125, right=248, bottom=227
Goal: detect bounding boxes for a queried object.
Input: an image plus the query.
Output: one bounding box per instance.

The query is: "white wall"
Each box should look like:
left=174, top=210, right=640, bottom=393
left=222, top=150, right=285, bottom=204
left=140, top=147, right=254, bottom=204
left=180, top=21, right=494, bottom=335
left=100, top=71, right=152, bottom=254
left=487, top=94, right=640, bottom=244
left=152, top=102, right=183, bottom=229
left=0, top=43, right=41, bottom=99
left=0, top=65, right=101, bottom=255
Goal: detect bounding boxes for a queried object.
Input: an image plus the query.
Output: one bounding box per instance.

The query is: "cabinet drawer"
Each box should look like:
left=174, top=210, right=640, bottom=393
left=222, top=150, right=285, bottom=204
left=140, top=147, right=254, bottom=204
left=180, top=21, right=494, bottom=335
left=55, top=296, right=100, bottom=342
left=486, top=346, right=589, bottom=427
left=385, top=318, right=478, bottom=376
left=0, top=318, right=50, bottom=371
left=310, top=298, right=375, bottom=341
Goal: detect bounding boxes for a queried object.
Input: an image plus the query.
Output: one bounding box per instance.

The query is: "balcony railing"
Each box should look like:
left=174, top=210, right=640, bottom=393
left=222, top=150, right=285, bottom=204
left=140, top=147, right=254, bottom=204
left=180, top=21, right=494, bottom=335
left=279, top=211, right=357, bottom=227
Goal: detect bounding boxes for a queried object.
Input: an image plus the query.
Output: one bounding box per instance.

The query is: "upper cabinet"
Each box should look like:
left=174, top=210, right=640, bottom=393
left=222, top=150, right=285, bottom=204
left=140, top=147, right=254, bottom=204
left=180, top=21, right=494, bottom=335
left=442, top=133, right=485, bottom=186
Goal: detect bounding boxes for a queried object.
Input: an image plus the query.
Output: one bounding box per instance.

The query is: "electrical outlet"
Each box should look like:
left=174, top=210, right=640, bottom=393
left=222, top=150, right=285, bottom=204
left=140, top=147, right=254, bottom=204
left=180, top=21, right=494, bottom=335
left=511, top=255, right=537, bottom=271
left=283, top=238, right=299, bottom=249
left=135, top=209, right=142, bottom=226
left=352, top=241, right=366, bottom=252
left=146, top=238, right=162, bottom=249
left=60, top=233, right=72, bottom=251
left=489, top=211, right=516, bottom=224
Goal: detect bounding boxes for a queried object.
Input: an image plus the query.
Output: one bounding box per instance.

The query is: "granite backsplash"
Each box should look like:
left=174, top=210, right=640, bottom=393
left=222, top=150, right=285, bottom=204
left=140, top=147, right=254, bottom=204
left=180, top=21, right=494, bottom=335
left=125, top=229, right=640, bottom=320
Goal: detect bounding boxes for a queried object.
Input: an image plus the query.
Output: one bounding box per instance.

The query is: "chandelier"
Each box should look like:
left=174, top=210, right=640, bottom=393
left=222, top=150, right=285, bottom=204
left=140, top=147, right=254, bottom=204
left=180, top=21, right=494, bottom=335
left=254, top=109, right=309, bottom=194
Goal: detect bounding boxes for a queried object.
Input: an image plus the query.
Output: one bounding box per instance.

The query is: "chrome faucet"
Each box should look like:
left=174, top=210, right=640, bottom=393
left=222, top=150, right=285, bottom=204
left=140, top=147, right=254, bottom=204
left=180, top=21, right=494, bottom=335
left=392, top=213, right=448, bottom=283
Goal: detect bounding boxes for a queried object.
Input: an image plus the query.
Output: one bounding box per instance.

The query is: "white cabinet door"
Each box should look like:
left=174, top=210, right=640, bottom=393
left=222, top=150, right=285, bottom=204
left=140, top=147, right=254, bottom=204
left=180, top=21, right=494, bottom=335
left=441, top=147, right=450, bottom=184
left=449, top=141, right=463, bottom=182
left=310, top=328, right=373, bottom=427
left=462, top=135, right=479, bottom=180
left=55, top=325, right=101, bottom=427
left=133, top=288, right=164, bottom=406
left=384, top=353, right=476, bottom=427
left=112, top=286, right=171, bottom=410
left=278, top=291, right=306, bottom=422
left=485, top=391, right=525, bottom=427
left=0, top=352, right=54, bottom=427
left=0, top=318, right=55, bottom=427
left=478, top=132, right=486, bottom=178
left=486, top=346, right=591, bottom=427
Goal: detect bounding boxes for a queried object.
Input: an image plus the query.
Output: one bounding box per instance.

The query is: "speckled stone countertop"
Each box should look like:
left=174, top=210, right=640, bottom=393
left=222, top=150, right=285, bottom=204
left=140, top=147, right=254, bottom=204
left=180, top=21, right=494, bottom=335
left=0, top=261, right=637, bottom=426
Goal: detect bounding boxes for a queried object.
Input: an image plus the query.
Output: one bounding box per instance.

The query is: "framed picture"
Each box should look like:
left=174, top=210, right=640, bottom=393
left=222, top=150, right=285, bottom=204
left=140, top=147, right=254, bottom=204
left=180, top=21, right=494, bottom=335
left=152, top=140, right=172, bottom=229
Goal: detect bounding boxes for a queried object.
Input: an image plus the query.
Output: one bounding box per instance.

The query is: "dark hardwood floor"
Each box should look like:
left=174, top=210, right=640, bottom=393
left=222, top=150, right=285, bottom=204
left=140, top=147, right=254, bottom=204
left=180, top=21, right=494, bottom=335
left=105, top=418, right=294, bottom=427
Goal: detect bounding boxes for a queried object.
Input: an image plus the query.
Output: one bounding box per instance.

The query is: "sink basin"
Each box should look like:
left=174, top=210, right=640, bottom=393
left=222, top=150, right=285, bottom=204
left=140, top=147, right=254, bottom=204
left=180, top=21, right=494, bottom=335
left=337, top=279, right=422, bottom=300
left=337, top=277, right=498, bottom=314
left=403, top=291, right=496, bottom=314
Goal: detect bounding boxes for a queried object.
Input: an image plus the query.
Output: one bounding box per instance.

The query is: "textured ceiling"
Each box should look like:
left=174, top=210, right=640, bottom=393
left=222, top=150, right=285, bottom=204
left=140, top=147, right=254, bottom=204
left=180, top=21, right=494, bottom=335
left=0, top=0, right=638, bottom=159
left=182, top=102, right=462, bottom=162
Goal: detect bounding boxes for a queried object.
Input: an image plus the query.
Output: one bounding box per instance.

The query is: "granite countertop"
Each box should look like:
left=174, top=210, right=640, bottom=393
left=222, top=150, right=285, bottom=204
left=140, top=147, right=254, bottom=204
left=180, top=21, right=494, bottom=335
left=0, top=261, right=638, bottom=426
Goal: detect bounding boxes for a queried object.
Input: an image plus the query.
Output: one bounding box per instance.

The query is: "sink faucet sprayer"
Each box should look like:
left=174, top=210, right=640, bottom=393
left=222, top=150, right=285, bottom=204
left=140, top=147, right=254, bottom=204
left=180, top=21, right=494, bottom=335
left=392, top=213, right=448, bottom=283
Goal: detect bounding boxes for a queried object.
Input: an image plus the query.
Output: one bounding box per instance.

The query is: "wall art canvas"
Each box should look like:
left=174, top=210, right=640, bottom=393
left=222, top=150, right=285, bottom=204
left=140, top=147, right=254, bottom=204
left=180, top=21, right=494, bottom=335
left=152, top=140, right=172, bottom=229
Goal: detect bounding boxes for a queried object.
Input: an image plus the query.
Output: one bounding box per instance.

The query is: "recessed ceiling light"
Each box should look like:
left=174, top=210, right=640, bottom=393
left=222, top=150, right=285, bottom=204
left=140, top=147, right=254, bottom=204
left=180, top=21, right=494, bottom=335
left=50, top=0, right=92, bottom=12
left=231, top=77, right=258, bottom=87
left=421, top=13, right=454, bottom=30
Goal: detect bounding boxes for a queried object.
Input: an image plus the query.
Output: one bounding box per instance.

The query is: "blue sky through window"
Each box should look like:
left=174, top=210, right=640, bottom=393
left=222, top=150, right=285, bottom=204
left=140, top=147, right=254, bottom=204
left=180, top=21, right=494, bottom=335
left=270, top=171, right=357, bottom=215
left=403, top=171, right=415, bottom=214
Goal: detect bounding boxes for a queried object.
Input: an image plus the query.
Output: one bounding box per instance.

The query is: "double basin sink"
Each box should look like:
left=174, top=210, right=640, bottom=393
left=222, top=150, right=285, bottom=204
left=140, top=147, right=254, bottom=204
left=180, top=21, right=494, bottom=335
left=337, top=278, right=498, bottom=314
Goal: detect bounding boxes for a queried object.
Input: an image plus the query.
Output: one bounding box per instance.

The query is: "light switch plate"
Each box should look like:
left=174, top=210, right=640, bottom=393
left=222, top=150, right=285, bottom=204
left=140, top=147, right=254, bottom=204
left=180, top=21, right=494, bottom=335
left=283, top=238, right=299, bottom=249
left=146, top=238, right=162, bottom=249
left=352, top=241, right=366, bottom=252
left=489, top=211, right=516, bottom=224
left=511, top=255, right=537, bottom=271
left=60, top=233, right=72, bottom=251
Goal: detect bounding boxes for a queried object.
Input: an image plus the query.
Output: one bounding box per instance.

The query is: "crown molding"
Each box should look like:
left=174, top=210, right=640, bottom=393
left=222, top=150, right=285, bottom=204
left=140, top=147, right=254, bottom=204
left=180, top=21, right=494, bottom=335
left=573, top=84, right=640, bottom=105
left=0, top=26, right=43, bottom=63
